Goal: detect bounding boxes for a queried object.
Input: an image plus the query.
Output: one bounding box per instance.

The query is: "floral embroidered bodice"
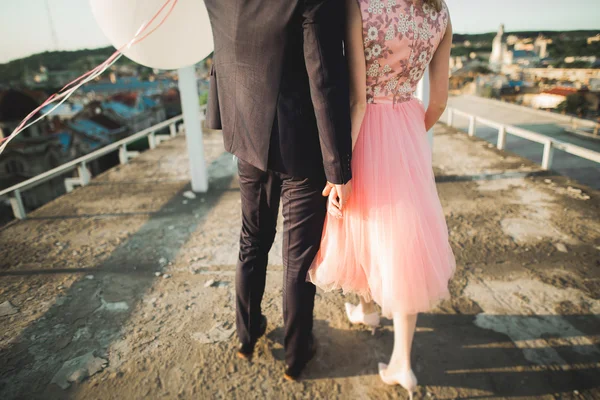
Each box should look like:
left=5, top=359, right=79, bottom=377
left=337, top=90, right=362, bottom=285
left=360, top=0, right=449, bottom=104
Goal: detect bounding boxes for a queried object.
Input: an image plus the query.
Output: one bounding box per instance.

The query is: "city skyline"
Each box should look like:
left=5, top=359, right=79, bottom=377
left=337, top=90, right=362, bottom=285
left=1, top=0, right=599, bottom=64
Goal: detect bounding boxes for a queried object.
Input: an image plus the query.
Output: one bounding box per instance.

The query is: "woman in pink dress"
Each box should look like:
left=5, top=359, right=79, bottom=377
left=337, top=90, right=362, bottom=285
left=309, top=0, right=455, bottom=396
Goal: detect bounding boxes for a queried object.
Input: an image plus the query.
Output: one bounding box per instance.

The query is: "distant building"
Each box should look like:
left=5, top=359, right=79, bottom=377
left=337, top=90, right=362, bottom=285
left=81, top=77, right=174, bottom=95
left=522, top=68, right=600, bottom=86
left=564, top=56, right=597, bottom=65
left=587, top=34, right=600, bottom=45
left=534, top=35, right=551, bottom=59
left=0, top=87, right=167, bottom=212
left=68, top=119, right=125, bottom=151
left=506, top=34, right=519, bottom=46
left=449, top=59, right=494, bottom=94
left=0, top=134, right=74, bottom=204
left=73, top=93, right=166, bottom=135
left=0, top=126, right=119, bottom=212
left=23, top=66, right=81, bottom=88
left=489, top=25, right=549, bottom=70
left=523, top=87, right=578, bottom=110
left=0, top=89, right=47, bottom=140
left=0, top=89, right=90, bottom=210
left=40, top=103, right=83, bottom=120
left=160, top=88, right=183, bottom=118
left=522, top=87, right=599, bottom=118
left=449, top=56, right=464, bottom=71
left=504, top=50, right=540, bottom=67
left=514, top=38, right=534, bottom=52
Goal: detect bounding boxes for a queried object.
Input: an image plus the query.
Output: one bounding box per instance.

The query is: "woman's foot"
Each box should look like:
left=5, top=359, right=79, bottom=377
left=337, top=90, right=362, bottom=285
left=345, top=302, right=380, bottom=334
left=378, top=363, right=417, bottom=400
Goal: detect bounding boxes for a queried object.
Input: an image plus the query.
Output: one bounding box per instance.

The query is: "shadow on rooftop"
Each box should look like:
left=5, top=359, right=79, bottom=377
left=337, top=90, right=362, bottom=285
left=0, top=152, right=236, bottom=400
left=280, top=313, right=600, bottom=397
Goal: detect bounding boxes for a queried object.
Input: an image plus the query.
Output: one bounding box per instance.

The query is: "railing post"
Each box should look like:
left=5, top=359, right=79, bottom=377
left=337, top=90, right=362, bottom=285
left=542, top=140, right=554, bottom=170
left=497, top=125, right=507, bottom=150
left=10, top=190, right=26, bottom=220
left=148, top=132, right=156, bottom=149
left=78, top=162, right=91, bottom=186
left=119, top=145, right=129, bottom=164
left=64, top=178, right=75, bottom=193
left=447, top=108, right=454, bottom=127
left=468, top=115, right=476, bottom=137
left=169, top=123, right=177, bottom=137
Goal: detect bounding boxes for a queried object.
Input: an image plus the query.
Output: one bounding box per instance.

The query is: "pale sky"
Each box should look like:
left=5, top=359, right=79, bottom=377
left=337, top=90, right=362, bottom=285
left=1, top=0, right=599, bottom=64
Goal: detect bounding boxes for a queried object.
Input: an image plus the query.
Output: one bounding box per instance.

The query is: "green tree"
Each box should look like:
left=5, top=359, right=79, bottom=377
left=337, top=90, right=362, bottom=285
left=557, top=94, right=588, bottom=116
left=472, top=65, right=492, bottom=74
left=139, top=68, right=153, bottom=81
left=198, top=92, right=208, bottom=106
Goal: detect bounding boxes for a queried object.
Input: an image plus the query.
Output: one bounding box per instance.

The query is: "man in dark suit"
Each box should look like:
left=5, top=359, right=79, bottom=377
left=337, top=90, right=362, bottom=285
left=204, top=0, right=352, bottom=380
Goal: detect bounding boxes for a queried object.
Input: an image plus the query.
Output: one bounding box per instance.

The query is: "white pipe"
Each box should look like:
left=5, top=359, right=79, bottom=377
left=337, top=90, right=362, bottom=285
left=178, top=65, right=208, bottom=193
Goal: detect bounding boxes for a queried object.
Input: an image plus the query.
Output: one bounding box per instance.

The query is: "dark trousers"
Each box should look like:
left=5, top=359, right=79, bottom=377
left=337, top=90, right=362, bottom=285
left=236, top=159, right=327, bottom=368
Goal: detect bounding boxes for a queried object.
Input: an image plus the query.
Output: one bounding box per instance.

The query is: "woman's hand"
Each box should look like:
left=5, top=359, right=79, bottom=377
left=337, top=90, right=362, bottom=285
left=327, top=186, right=343, bottom=219
left=323, top=181, right=352, bottom=219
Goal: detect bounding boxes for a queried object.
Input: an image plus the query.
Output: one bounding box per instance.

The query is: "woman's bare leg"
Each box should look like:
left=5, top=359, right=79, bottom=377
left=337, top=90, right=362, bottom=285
left=389, top=312, right=418, bottom=372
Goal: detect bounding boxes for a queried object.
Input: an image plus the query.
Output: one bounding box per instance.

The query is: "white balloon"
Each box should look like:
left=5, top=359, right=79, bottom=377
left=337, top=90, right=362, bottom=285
left=90, top=0, right=213, bottom=70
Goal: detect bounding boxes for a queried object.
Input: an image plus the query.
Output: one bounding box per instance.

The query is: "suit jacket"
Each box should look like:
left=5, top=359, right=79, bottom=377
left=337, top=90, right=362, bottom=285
left=204, top=0, right=352, bottom=184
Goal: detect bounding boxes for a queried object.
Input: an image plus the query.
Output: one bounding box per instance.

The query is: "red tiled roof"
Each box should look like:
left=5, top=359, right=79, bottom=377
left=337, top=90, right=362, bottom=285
left=542, top=88, right=579, bottom=97
left=110, top=92, right=139, bottom=107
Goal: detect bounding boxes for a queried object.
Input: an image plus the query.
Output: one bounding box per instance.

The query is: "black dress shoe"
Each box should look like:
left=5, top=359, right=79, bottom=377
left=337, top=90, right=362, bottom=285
left=237, top=315, right=267, bottom=361
left=283, top=336, right=318, bottom=381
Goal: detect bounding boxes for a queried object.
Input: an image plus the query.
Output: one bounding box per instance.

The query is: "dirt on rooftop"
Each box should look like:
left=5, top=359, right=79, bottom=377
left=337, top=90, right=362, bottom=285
left=0, top=125, right=599, bottom=399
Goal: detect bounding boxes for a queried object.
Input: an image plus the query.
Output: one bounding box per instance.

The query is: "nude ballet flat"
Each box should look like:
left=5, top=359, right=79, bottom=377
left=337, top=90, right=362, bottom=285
left=344, top=302, right=380, bottom=335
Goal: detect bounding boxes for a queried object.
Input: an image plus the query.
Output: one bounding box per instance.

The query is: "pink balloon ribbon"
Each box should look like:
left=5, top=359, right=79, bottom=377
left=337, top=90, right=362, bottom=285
left=0, top=0, right=178, bottom=155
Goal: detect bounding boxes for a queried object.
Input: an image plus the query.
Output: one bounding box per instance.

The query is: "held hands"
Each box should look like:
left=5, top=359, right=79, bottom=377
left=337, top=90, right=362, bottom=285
left=322, top=181, right=352, bottom=219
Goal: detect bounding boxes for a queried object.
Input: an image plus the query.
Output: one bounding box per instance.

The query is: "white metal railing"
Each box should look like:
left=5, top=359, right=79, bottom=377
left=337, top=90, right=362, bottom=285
left=446, top=108, right=600, bottom=171
left=0, top=114, right=187, bottom=220
left=461, top=94, right=598, bottom=130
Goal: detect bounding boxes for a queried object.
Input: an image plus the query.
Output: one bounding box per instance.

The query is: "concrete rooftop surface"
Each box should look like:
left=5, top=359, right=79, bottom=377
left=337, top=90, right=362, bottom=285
left=0, top=124, right=599, bottom=399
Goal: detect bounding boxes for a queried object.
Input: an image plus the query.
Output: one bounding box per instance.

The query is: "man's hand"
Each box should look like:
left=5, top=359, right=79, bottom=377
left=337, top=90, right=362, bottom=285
left=322, top=181, right=352, bottom=218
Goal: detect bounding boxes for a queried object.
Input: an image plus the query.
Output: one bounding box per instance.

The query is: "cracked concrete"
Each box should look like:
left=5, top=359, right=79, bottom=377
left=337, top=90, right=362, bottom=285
left=0, top=125, right=598, bottom=399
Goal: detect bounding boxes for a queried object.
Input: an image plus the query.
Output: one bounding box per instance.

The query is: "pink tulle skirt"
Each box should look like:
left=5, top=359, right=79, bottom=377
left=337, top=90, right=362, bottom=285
left=308, top=99, right=455, bottom=316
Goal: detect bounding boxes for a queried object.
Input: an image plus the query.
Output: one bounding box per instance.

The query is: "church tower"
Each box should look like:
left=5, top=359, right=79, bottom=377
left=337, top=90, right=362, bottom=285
left=489, top=24, right=506, bottom=71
